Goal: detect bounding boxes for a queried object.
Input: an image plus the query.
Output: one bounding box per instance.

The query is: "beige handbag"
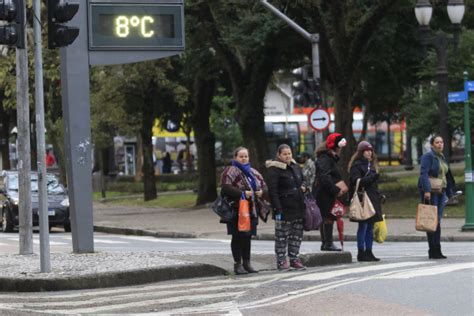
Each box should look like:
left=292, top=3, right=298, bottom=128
left=429, top=177, right=443, bottom=194
left=416, top=203, right=438, bottom=232
left=349, top=179, right=376, bottom=221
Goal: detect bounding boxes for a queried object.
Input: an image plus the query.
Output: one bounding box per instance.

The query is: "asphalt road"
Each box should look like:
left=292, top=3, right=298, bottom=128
left=0, top=233, right=473, bottom=315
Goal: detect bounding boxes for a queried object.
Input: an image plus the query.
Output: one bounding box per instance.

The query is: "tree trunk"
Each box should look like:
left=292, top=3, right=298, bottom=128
left=135, top=135, right=143, bottom=181
left=184, top=131, right=193, bottom=173
left=387, top=115, right=392, bottom=166
left=141, top=113, right=157, bottom=201
left=193, top=78, right=217, bottom=205
left=360, top=101, right=370, bottom=141
left=333, top=84, right=356, bottom=179
left=0, top=103, right=10, bottom=170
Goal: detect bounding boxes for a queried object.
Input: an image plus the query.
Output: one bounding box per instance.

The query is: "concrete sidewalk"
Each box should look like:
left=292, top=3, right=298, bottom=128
left=1, top=201, right=472, bottom=292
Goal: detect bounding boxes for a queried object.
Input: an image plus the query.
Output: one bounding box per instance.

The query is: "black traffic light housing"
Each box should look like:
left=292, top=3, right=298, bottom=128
left=292, top=65, right=322, bottom=108
left=0, top=0, right=25, bottom=48
left=48, top=0, right=79, bottom=49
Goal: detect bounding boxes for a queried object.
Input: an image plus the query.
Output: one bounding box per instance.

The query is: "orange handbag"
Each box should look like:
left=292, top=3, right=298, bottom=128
left=238, top=193, right=251, bottom=232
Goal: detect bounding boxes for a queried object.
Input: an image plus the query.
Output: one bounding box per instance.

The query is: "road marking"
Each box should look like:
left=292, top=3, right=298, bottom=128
left=32, top=240, right=67, bottom=246
left=195, top=238, right=231, bottom=244
left=377, top=262, right=474, bottom=279
left=120, top=236, right=191, bottom=244
left=93, top=239, right=129, bottom=244
left=1, top=291, right=245, bottom=315
left=287, top=261, right=433, bottom=281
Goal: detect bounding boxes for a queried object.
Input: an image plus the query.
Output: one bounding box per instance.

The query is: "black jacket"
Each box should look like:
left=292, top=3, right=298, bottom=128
left=312, top=150, right=343, bottom=219
left=349, top=158, right=383, bottom=223
left=266, top=159, right=305, bottom=221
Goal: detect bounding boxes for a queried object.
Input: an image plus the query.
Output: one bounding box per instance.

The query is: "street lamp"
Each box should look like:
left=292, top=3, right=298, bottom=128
left=414, top=0, right=465, bottom=162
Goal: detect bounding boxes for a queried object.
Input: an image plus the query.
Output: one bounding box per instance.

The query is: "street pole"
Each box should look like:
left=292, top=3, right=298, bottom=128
left=462, top=71, right=474, bottom=231
left=434, top=33, right=451, bottom=162
left=33, top=0, right=51, bottom=271
left=16, top=0, right=32, bottom=255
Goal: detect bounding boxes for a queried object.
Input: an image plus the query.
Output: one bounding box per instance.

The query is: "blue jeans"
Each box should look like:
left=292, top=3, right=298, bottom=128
left=357, top=221, right=374, bottom=251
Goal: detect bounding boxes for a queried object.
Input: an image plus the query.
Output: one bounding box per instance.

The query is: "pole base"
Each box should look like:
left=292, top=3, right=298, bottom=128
left=461, top=223, right=474, bottom=231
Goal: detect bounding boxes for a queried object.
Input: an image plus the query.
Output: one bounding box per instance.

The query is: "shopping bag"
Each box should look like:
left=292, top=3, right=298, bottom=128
left=416, top=202, right=438, bottom=232
left=330, top=199, right=347, bottom=218
left=303, top=193, right=322, bottom=231
left=238, top=193, right=251, bottom=232
left=349, top=179, right=376, bottom=221
left=373, top=214, right=387, bottom=243
left=212, top=194, right=234, bottom=223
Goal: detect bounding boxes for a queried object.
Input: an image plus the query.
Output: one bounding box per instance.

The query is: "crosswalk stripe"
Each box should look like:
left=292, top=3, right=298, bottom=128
left=32, top=240, right=68, bottom=246
left=93, top=239, right=128, bottom=244
left=2, top=291, right=245, bottom=315
left=287, top=261, right=433, bottom=281
left=377, top=262, right=474, bottom=279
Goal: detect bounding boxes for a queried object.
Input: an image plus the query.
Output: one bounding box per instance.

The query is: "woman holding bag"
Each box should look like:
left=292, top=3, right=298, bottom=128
left=220, top=147, right=268, bottom=274
left=266, top=144, right=307, bottom=271
left=418, top=135, right=455, bottom=259
left=313, top=133, right=348, bottom=251
left=348, top=141, right=383, bottom=262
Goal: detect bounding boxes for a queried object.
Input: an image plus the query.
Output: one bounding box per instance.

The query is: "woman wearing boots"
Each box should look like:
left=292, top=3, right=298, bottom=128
left=313, top=133, right=348, bottom=251
left=266, top=144, right=307, bottom=271
left=221, top=146, right=268, bottom=274
left=348, top=141, right=383, bottom=262
left=418, top=135, right=455, bottom=259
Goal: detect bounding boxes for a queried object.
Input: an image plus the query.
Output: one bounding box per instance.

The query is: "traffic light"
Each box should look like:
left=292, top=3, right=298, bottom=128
left=48, top=0, right=79, bottom=49
left=291, top=65, right=322, bottom=108
left=0, top=0, right=25, bottom=48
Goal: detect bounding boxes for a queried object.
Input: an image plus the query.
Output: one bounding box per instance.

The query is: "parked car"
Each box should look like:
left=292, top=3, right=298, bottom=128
left=0, top=171, right=70, bottom=232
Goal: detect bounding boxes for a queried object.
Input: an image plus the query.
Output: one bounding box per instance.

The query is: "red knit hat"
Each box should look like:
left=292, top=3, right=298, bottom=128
left=326, top=133, right=347, bottom=150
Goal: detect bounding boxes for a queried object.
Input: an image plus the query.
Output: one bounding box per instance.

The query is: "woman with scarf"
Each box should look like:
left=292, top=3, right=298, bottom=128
left=418, top=135, right=455, bottom=259
left=313, top=133, right=348, bottom=251
left=266, top=144, right=307, bottom=271
left=220, top=146, right=268, bottom=274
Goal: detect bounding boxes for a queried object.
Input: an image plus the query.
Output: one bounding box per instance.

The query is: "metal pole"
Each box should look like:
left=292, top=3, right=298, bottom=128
left=260, top=0, right=311, bottom=41
left=311, top=39, right=321, bottom=80
left=462, top=71, right=474, bottom=231
left=16, top=0, right=32, bottom=255
left=434, top=33, right=451, bottom=162
left=33, top=0, right=51, bottom=271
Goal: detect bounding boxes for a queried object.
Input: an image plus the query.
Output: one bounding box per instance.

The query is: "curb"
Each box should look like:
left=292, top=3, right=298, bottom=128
left=0, top=263, right=226, bottom=292
left=94, top=226, right=197, bottom=239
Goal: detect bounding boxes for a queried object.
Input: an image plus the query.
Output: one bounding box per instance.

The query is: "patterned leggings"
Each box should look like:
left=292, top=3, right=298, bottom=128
left=275, top=219, right=304, bottom=262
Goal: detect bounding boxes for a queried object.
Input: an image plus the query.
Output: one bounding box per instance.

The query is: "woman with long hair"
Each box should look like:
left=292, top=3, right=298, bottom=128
left=348, top=141, right=384, bottom=261
left=266, top=144, right=307, bottom=271
left=220, top=146, right=268, bottom=274
left=418, top=135, right=455, bottom=259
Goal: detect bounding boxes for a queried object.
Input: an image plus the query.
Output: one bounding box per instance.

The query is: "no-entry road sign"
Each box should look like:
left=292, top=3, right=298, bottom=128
left=308, top=108, right=330, bottom=131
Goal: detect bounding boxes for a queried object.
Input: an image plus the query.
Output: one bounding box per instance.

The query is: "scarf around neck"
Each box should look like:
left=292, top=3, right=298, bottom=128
left=232, top=160, right=257, bottom=191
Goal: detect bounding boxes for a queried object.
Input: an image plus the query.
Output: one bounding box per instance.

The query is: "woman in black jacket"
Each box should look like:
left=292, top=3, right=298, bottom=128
left=313, top=133, right=348, bottom=251
left=266, top=144, right=307, bottom=271
left=348, top=141, right=383, bottom=262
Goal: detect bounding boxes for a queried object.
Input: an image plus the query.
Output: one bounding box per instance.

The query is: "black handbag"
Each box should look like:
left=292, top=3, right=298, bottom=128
left=212, top=194, right=234, bottom=223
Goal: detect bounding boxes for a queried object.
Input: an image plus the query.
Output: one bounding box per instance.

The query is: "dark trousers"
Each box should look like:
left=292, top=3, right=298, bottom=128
left=231, top=235, right=251, bottom=263
left=427, top=223, right=442, bottom=248
left=357, top=221, right=374, bottom=251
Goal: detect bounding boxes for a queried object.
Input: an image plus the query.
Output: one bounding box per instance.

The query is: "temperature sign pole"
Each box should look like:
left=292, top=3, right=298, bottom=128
left=61, top=0, right=184, bottom=253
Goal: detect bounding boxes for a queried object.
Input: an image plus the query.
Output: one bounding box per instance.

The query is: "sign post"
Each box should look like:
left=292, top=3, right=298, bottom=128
left=308, top=108, right=330, bottom=131
left=61, top=0, right=185, bottom=253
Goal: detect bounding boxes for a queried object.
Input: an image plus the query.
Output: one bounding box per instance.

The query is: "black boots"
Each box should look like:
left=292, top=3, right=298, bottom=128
left=321, top=223, right=341, bottom=251
left=429, top=246, right=447, bottom=259
left=234, top=263, right=248, bottom=275
left=243, top=260, right=259, bottom=273
left=357, top=249, right=380, bottom=262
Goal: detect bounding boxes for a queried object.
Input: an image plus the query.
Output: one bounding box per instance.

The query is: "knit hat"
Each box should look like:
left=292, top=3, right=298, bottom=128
left=357, top=141, right=373, bottom=152
left=326, top=133, right=347, bottom=150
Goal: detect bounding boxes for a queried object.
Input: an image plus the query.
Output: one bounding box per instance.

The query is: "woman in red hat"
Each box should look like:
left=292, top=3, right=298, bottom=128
left=348, top=141, right=384, bottom=261
left=313, top=133, right=348, bottom=251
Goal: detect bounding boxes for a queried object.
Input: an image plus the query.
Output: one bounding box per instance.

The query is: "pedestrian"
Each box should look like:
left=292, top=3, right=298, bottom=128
left=162, top=152, right=172, bottom=174
left=220, top=146, right=268, bottom=274
left=313, top=133, right=348, bottom=251
left=45, top=149, right=56, bottom=168
left=418, top=135, right=455, bottom=259
left=266, top=144, right=307, bottom=271
left=348, top=141, right=383, bottom=262
left=301, top=152, right=316, bottom=191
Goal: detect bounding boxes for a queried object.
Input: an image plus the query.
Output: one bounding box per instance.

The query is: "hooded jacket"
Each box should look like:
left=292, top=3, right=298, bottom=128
left=265, top=159, right=305, bottom=221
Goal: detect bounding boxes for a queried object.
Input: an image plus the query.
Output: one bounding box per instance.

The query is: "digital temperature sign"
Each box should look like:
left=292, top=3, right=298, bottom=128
left=88, top=3, right=184, bottom=50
